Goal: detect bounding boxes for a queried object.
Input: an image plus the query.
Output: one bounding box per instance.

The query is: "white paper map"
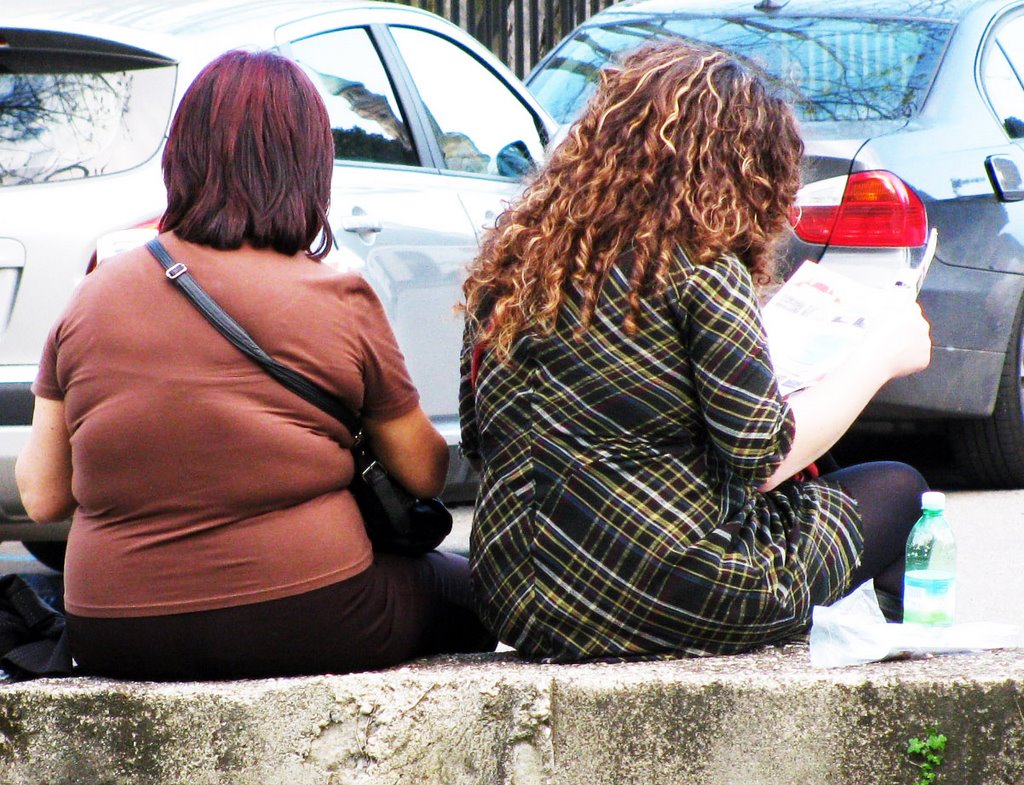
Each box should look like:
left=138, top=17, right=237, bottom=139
left=762, top=230, right=936, bottom=396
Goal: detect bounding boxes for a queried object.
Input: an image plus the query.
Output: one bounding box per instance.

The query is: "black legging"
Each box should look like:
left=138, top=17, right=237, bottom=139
left=821, top=461, right=929, bottom=605
left=66, top=551, right=496, bottom=681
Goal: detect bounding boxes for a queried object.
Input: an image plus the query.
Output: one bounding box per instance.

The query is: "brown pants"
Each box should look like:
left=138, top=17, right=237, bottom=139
left=66, top=552, right=496, bottom=680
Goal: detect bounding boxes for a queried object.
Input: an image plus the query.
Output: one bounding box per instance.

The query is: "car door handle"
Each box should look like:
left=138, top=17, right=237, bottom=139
left=341, top=216, right=383, bottom=233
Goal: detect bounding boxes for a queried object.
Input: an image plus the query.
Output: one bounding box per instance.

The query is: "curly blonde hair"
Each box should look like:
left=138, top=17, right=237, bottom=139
left=462, top=40, right=804, bottom=362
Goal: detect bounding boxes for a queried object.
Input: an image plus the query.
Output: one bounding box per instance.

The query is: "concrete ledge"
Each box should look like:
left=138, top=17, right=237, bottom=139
left=0, top=645, right=1022, bottom=785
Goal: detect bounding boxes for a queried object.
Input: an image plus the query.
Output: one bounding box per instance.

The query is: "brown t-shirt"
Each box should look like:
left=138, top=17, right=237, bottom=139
left=33, top=235, right=418, bottom=618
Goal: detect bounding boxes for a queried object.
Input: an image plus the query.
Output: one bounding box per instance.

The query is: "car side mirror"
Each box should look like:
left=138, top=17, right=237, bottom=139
left=496, top=140, right=534, bottom=178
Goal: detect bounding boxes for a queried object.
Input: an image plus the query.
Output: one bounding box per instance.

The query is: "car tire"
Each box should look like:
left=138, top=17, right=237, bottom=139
left=22, top=541, right=67, bottom=573
left=956, top=298, right=1024, bottom=487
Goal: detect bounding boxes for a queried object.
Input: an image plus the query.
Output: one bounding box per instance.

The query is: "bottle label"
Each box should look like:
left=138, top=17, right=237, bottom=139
left=903, top=569, right=955, bottom=626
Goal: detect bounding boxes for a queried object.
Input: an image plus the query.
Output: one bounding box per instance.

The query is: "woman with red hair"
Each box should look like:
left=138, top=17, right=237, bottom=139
left=460, top=41, right=932, bottom=662
left=16, top=50, right=493, bottom=679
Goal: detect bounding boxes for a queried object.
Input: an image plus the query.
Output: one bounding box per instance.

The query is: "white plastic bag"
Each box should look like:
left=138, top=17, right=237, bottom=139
left=809, top=580, right=1021, bottom=668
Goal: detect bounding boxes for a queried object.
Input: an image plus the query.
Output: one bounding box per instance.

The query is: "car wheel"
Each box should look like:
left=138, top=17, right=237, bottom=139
left=956, top=298, right=1024, bottom=487
left=22, top=541, right=67, bottom=573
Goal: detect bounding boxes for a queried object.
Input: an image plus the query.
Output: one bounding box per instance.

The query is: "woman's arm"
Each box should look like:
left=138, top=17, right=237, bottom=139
left=362, top=405, right=450, bottom=498
left=15, top=397, right=76, bottom=523
left=760, top=296, right=932, bottom=491
left=680, top=258, right=799, bottom=484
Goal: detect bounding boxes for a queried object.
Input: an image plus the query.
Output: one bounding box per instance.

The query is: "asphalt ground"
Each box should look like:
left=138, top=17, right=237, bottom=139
left=0, top=540, right=52, bottom=576
left=4, top=489, right=1021, bottom=639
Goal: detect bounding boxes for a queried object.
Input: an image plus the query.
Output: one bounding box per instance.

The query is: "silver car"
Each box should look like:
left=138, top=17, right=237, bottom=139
left=0, top=0, right=556, bottom=568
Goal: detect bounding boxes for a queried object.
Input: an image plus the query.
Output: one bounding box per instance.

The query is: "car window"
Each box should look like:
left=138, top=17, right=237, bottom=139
left=995, top=13, right=1024, bottom=72
left=388, top=26, right=546, bottom=178
left=989, top=15, right=1024, bottom=138
left=289, top=27, right=418, bottom=167
left=0, top=47, right=175, bottom=187
left=529, top=16, right=953, bottom=124
left=983, top=44, right=1024, bottom=138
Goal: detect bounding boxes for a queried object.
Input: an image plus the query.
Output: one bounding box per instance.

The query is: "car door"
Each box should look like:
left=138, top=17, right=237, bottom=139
left=384, top=23, right=549, bottom=238
left=284, top=24, right=476, bottom=431
left=381, top=22, right=550, bottom=432
left=280, top=17, right=551, bottom=457
left=966, top=7, right=1024, bottom=276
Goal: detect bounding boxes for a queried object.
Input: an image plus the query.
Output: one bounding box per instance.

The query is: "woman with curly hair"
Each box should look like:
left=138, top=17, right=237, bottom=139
left=459, top=41, right=932, bottom=661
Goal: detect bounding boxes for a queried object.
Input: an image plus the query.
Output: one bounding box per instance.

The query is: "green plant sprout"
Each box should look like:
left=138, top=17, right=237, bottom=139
left=906, top=728, right=947, bottom=785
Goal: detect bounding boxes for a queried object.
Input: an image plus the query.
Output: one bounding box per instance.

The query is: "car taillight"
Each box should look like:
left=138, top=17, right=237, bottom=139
left=87, top=217, right=162, bottom=274
left=790, top=170, right=927, bottom=248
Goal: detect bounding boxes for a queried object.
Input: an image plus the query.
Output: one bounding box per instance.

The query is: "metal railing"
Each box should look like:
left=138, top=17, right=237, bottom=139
left=394, top=0, right=617, bottom=77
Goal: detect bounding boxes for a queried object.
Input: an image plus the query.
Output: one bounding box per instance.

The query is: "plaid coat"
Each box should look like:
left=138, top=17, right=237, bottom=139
left=459, top=252, right=862, bottom=661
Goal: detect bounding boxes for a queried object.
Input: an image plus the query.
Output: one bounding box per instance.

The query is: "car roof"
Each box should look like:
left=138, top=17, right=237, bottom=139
left=2, top=0, right=390, bottom=34
left=0, top=0, right=437, bottom=58
left=0, top=0, right=462, bottom=84
left=597, top=0, right=1008, bottom=23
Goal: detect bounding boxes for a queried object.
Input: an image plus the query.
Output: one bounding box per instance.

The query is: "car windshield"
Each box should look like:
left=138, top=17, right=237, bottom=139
left=529, top=15, right=953, bottom=124
left=0, top=49, right=176, bottom=187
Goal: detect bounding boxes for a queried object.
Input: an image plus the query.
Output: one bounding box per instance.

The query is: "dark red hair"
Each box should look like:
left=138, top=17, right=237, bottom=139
left=160, top=50, right=334, bottom=259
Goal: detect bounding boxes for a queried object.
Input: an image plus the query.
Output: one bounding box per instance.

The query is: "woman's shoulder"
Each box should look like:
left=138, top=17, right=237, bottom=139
left=309, top=265, right=382, bottom=304
left=669, top=250, right=754, bottom=300
left=299, top=267, right=395, bottom=336
left=78, top=243, right=156, bottom=294
left=86, top=242, right=383, bottom=319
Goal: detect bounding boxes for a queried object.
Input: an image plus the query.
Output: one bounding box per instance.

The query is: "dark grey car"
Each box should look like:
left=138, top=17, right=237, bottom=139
left=528, top=0, right=1024, bottom=486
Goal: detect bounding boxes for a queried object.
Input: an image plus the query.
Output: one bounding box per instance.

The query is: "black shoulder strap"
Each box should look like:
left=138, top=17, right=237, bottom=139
left=145, top=238, right=360, bottom=437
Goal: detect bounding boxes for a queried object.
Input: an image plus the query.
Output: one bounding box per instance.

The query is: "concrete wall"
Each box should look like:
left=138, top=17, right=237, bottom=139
left=0, top=645, right=1021, bottom=785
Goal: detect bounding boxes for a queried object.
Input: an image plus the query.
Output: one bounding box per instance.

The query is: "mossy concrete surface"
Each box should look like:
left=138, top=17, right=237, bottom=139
left=0, top=645, right=1021, bottom=785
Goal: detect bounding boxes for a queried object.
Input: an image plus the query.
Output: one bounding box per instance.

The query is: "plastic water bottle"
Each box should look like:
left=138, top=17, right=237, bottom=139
left=903, top=491, right=956, bottom=626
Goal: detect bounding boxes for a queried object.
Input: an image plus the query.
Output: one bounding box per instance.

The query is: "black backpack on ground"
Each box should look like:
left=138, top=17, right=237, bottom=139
left=0, top=574, right=73, bottom=680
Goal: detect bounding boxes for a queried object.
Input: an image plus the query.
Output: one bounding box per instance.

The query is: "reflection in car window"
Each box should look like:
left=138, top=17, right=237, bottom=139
left=0, top=63, right=175, bottom=187
left=389, top=26, right=546, bottom=177
left=983, top=43, right=1024, bottom=139
left=290, top=27, right=417, bottom=167
left=991, top=16, right=1024, bottom=138
left=996, top=15, right=1024, bottom=73
left=529, top=17, right=953, bottom=124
